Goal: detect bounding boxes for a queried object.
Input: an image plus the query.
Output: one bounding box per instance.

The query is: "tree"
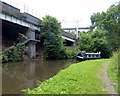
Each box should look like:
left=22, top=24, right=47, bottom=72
left=78, top=29, right=111, bottom=58
left=40, top=15, right=65, bottom=59
left=78, top=32, right=94, bottom=52
left=91, top=29, right=111, bottom=58
left=90, top=3, right=120, bottom=51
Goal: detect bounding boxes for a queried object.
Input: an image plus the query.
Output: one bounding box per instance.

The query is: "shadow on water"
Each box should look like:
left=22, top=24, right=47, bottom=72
left=2, top=59, right=79, bottom=94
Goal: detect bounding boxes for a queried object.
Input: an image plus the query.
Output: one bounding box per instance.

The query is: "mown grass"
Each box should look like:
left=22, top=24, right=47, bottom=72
left=107, top=49, right=119, bottom=94
left=24, top=59, right=109, bottom=94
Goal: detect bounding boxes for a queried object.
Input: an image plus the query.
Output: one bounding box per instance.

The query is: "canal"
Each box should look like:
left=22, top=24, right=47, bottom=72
left=2, top=59, right=78, bottom=94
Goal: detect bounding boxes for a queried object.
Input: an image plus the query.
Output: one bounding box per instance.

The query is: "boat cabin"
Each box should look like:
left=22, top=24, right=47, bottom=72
left=77, top=52, right=101, bottom=60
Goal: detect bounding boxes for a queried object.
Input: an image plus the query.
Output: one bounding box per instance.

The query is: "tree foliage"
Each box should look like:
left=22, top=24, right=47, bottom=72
left=78, top=3, right=120, bottom=58
left=78, top=30, right=111, bottom=58
left=90, top=4, right=120, bottom=50
left=40, top=15, right=65, bottom=59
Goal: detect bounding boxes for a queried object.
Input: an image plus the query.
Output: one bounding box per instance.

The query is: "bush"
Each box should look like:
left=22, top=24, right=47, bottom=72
left=64, top=47, right=80, bottom=59
left=0, top=53, right=8, bottom=62
left=1, top=43, right=27, bottom=62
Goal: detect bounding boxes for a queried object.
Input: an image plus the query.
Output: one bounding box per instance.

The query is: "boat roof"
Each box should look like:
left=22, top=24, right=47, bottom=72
left=86, top=53, right=101, bottom=54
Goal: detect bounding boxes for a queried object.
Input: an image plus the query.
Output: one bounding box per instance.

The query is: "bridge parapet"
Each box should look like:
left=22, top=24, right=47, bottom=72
left=1, top=1, right=20, bottom=17
left=61, top=30, right=76, bottom=42
left=62, top=31, right=76, bottom=40
left=0, top=13, right=40, bottom=30
left=62, top=27, right=90, bottom=30
left=19, top=12, right=40, bottom=26
left=0, top=1, right=40, bottom=30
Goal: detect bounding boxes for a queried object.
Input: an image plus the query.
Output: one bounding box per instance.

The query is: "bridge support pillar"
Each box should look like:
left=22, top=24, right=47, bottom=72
left=26, top=29, right=36, bottom=59
left=72, top=42, right=77, bottom=48
left=27, top=41, right=36, bottom=59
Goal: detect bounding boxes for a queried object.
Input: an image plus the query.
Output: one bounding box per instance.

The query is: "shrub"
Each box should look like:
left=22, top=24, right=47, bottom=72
left=64, top=47, right=80, bottom=59
left=1, top=43, right=27, bottom=62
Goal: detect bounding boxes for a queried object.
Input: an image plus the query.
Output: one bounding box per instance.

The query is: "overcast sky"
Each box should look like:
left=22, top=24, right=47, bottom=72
left=2, top=0, right=119, bottom=28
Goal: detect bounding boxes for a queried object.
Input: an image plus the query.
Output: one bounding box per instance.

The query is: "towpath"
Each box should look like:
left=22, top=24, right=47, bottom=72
left=102, top=62, right=118, bottom=94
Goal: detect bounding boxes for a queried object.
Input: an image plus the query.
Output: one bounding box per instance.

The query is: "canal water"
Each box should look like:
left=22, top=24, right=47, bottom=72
left=2, top=59, right=78, bottom=94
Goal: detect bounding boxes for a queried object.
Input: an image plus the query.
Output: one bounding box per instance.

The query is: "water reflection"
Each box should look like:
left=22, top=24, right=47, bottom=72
left=2, top=59, right=78, bottom=94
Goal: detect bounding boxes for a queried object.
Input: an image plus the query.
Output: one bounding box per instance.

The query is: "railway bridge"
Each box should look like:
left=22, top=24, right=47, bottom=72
left=0, top=1, right=77, bottom=59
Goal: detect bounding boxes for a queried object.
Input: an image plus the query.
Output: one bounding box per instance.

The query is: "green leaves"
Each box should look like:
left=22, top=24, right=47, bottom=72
left=64, top=47, right=80, bottom=59
left=40, top=15, right=61, bottom=37
left=85, top=3, right=120, bottom=57
left=1, top=43, right=27, bottom=62
left=40, top=15, right=65, bottom=59
left=78, top=29, right=111, bottom=58
left=90, top=4, right=120, bottom=51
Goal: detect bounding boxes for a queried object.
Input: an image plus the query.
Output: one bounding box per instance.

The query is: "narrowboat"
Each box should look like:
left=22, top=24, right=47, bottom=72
left=77, top=52, right=101, bottom=60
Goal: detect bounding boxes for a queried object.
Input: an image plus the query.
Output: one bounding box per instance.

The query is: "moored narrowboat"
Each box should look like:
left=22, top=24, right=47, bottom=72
left=77, top=52, right=101, bottom=60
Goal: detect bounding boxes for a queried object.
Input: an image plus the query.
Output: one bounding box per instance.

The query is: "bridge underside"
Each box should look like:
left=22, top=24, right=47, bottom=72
left=2, top=20, right=28, bottom=50
left=2, top=20, right=40, bottom=59
left=63, top=39, right=74, bottom=46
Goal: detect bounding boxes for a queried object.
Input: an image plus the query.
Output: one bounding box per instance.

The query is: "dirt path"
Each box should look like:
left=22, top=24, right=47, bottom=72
left=102, top=62, right=118, bottom=94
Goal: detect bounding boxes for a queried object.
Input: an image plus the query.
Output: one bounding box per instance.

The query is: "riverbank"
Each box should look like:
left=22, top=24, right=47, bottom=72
left=107, top=50, right=119, bottom=94
left=2, top=59, right=77, bottom=94
left=24, top=59, right=110, bottom=94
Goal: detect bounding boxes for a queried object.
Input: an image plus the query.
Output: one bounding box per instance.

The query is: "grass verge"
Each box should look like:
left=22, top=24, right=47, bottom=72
left=107, top=49, right=119, bottom=94
left=24, top=59, right=109, bottom=94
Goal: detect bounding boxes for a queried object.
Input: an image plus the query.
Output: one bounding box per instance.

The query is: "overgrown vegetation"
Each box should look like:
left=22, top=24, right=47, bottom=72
left=91, top=4, right=120, bottom=52
left=40, top=15, right=66, bottom=59
left=23, top=59, right=109, bottom=94
left=79, top=3, right=120, bottom=58
left=0, top=43, right=27, bottom=62
left=78, top=29, right=111, bottom=58
left=64, top=47, right=80, bottom=59
left=40, top=15, right=80, bottom=59
left=107, top=49, right=119, bottom=93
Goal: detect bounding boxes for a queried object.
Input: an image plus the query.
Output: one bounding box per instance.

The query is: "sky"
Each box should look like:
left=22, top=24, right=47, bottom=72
left=1, top=0, right=119, bottom=28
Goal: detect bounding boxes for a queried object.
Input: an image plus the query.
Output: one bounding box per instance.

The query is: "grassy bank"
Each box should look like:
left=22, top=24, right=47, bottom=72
left=24, top=59, right=109, bottom=94
left=107, top=49, right=119, bottom=93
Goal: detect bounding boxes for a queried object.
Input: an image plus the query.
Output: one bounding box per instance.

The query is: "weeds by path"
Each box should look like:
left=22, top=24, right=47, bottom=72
left=107, top=50, right=119, bottom=94
left=102, top=62, right=117, bottom=94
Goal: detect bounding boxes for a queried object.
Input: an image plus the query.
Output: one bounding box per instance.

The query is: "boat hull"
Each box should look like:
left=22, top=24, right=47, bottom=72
left=77, top=56, right=101, bottom=61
